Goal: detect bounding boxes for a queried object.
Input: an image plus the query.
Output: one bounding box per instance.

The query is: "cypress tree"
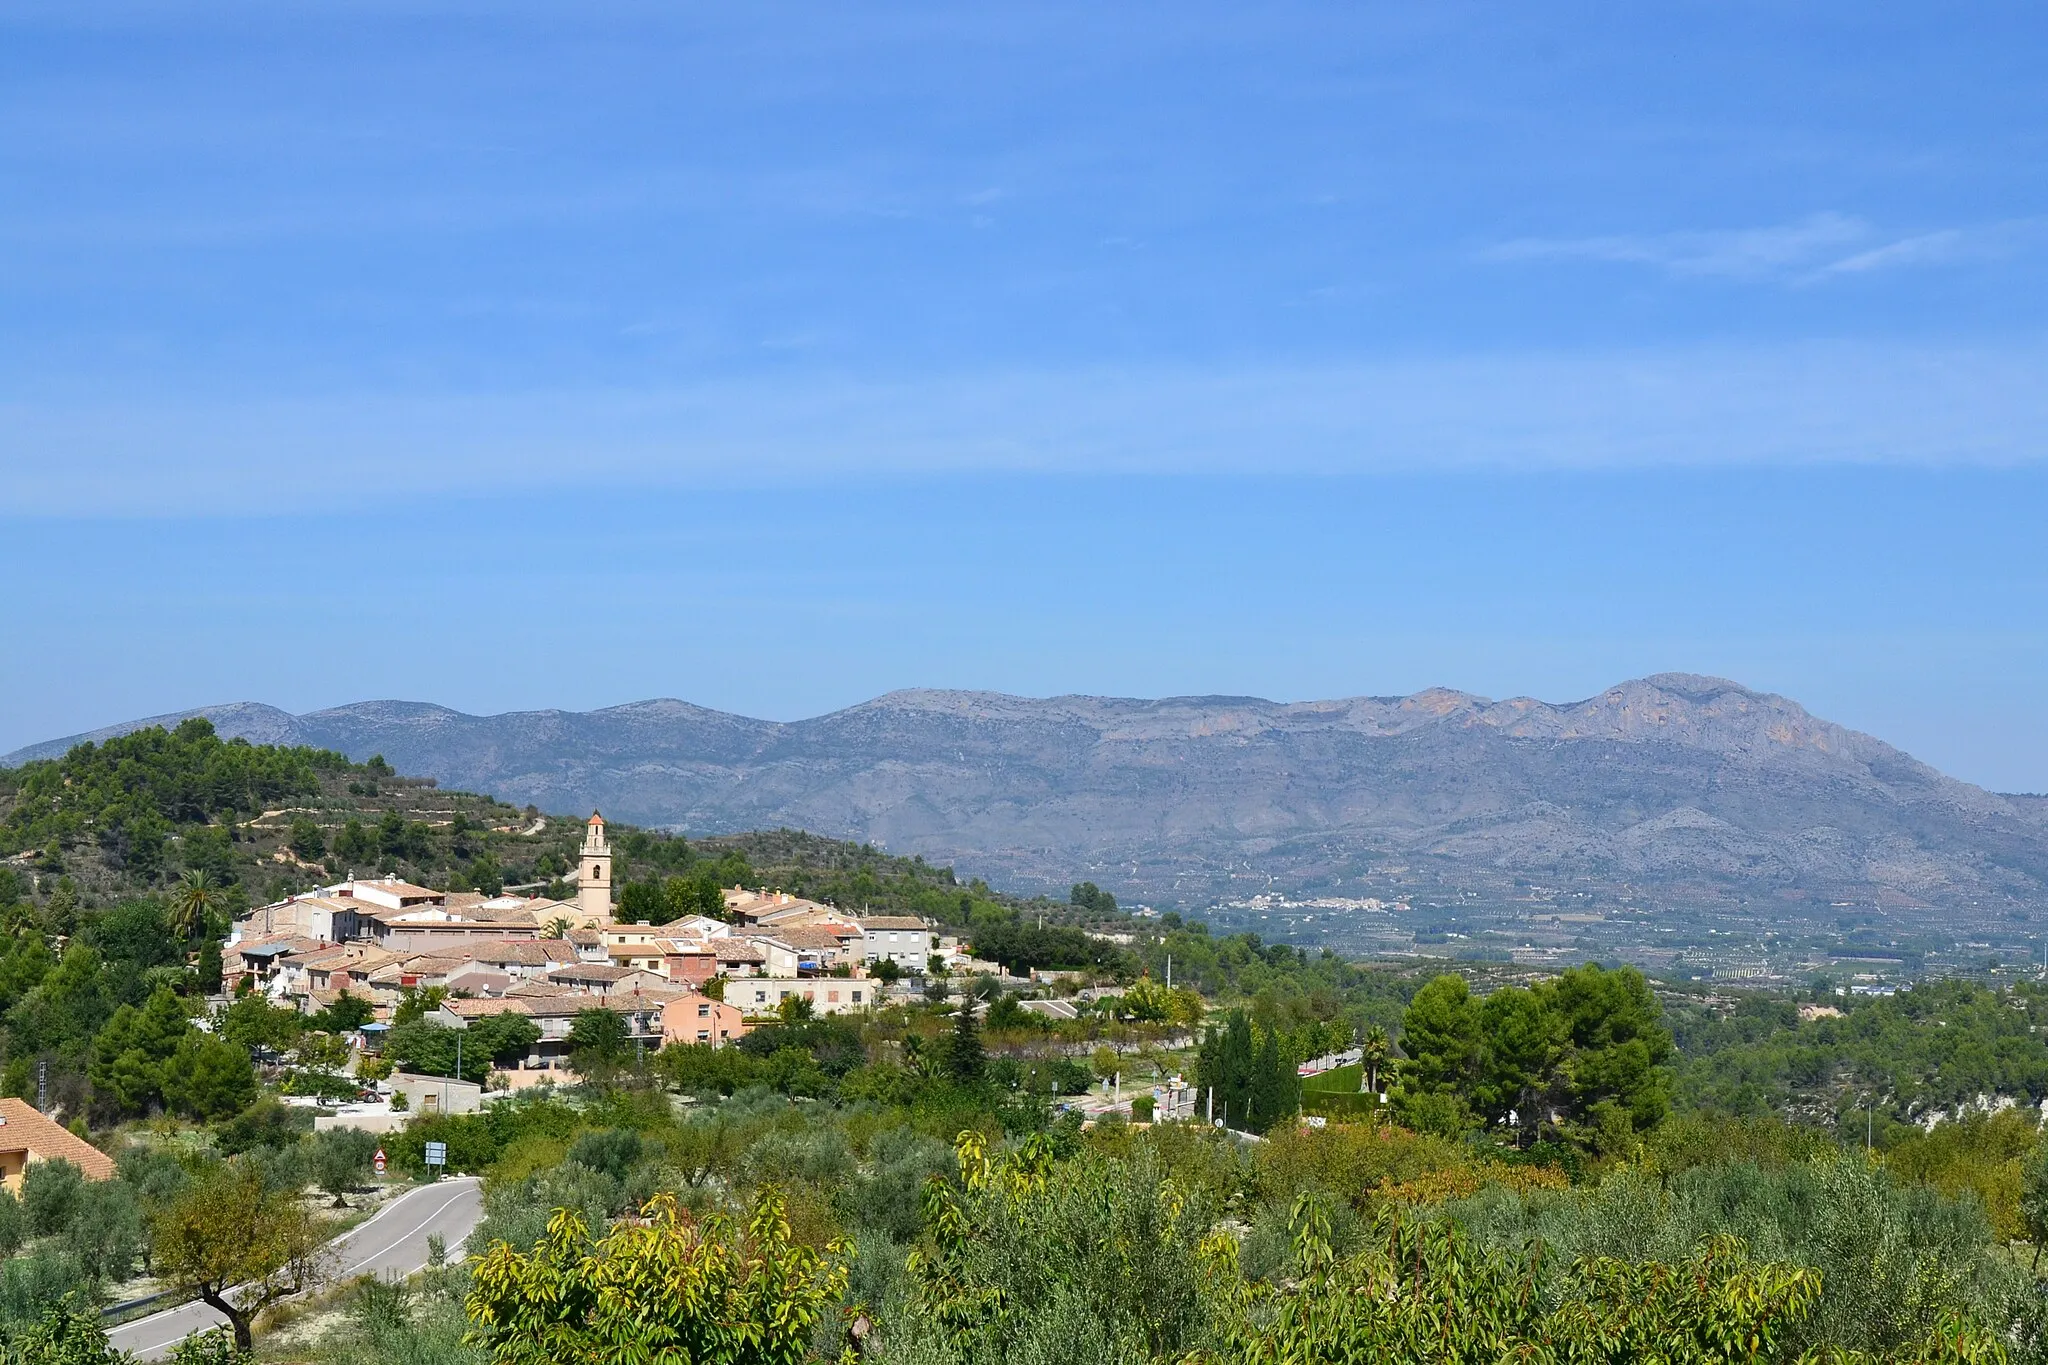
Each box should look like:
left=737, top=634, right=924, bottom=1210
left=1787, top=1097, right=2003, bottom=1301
left=1250, top=1027, right=1299, bottom=1133
left=195, top=938, right=224, bottom=994
left=946, top=1000, right=985, bottom=1084
left=1220, top=1010, right=1256, bottom=1130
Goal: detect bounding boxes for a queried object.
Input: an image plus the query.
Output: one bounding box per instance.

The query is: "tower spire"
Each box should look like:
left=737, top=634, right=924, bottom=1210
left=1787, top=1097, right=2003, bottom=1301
left=578, top=811, right=612, bottom=922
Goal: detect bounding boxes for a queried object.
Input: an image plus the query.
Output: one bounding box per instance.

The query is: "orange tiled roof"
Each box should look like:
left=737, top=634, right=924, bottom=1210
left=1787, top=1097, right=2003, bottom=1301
left=0, top=1099, right=116, bottom=1181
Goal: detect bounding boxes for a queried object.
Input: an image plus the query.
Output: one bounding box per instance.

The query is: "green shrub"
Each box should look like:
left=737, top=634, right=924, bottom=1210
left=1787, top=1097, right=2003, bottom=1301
left=21, top=1160, right=84, bottom=1238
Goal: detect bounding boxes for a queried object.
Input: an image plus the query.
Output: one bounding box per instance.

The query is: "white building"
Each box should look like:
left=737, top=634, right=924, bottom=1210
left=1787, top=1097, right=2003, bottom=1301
left=729, top=976, right=874, bottom=1017
left=858, top=916, right=932, bottom=969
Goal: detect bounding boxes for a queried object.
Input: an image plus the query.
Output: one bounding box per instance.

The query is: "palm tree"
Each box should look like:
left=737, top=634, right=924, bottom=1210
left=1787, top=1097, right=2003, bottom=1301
left=544, top=916, right=574, bottom=940
left=1361, top=1025, right=1391, bottom=1097
left=170, top=869, right=221, bottom=942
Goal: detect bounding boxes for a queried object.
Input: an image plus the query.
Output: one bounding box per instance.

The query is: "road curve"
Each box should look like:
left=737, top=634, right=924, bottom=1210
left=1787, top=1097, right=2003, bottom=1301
left=110, top=1177, right=485, bottom=1362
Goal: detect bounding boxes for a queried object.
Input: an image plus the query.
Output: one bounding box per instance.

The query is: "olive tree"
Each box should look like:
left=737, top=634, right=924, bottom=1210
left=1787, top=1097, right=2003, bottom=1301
left=307, top=1127, right=381, bottom=1208
left=150, top=1160, right=333, bottom=1351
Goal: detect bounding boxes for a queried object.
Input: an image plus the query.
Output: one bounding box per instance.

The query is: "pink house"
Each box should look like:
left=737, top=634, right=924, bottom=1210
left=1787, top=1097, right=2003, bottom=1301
left=660, top=992, right=749, bottom=1047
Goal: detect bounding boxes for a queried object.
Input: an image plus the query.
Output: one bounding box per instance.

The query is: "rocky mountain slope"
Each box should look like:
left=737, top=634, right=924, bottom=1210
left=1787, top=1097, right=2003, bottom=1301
left=11, top=676, right=2047, bottom=918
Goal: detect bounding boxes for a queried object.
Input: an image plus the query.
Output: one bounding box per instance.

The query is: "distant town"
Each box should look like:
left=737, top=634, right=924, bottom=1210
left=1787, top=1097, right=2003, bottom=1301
left=228, top=813, right=1108, bottom=1124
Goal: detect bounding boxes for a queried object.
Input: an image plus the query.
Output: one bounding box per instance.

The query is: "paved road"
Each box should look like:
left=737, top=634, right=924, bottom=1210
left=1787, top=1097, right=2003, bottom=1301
left=110, top=1177, right=485, bottom=1362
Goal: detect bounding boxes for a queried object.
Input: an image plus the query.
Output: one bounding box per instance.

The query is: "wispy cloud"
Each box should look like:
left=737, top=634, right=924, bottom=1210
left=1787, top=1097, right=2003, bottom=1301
left=1817, top=229, right=1967, bottom=276
left=1482, top=214, right=2030, bottom=283
left=7, top=341, right=2047, bottom=516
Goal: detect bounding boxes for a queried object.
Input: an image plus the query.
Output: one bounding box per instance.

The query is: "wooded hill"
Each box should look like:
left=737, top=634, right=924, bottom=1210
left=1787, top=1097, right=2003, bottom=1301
left=0, top=718, right=1125, bottom=945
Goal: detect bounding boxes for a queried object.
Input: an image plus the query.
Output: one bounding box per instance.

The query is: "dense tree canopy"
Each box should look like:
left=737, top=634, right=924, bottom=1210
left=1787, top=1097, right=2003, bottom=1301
left=1395, top=964, right=1673, bottom=1148
left=386, top=1016, right=541, bottom=1084
left=971, top=921, right=1123, bottom=974
left=0, top=719, right=340, bottom=885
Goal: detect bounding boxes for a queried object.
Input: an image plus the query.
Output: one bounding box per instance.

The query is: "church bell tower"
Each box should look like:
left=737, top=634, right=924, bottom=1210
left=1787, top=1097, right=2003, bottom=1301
left=578, top=811, right=613, bottom=922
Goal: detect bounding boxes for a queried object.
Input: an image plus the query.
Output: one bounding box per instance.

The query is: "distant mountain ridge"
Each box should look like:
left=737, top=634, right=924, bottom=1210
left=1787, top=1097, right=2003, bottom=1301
left=10, top=676, right=2047, bottom=918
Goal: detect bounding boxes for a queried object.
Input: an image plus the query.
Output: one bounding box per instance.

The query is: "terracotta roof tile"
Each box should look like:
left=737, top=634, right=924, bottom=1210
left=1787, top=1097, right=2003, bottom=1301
left=551, top=963, right=634, bottom=982
left=442, top=997, right=535, bottom=1018
left=0, top=1099, right=116, bottom=1181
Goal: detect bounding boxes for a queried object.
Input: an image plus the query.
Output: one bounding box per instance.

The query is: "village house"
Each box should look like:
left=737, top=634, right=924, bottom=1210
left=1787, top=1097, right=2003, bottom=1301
left=762, top=925, right=863, bottom=972
left=709, top=939, right=770, bottom=978
left=236, top=893, right=377, bottom=944
left=859, top=916, right=934, bottom=969
left=660, top=914, right=734, bottom=938
left=387, top=1071, right=484, bottom=1117
left=366, top=906, right=541, bottom=954
left=723, top=887, right=819, bottom=924
left=348, top=878, right=448, bottom=913
left=548, top=961, right=634, bottom=994
left=732, top=934, right=807, bottom=979
left=728, top=975, right=873, bottom=1017
left=660, top=991, right=749, bottom=1047
left=0, top=1099, right=117, bottom=1192
left=224, top=935, right=332, bottom=994
left=605, top=938, right=672, bottom=974
left=365, top=953, right=479, bottom=996
left=298, top=944, right=403, bottom=996
left=653, top=938, right=717, bottom=986
left=442, top=964, right=512, bottom=998
left=544, top=963, right=674, bottom=996
left=471, top=939, right=579, bottom=979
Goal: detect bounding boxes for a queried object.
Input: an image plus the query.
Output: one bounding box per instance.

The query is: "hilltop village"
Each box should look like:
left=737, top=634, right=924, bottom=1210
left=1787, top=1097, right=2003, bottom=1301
left=226, top=813, right=968, bottom=1109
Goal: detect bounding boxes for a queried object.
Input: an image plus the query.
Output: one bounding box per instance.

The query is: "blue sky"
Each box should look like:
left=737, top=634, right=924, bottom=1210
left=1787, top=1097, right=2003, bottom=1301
left=3, top=3, right=2045, bottom=789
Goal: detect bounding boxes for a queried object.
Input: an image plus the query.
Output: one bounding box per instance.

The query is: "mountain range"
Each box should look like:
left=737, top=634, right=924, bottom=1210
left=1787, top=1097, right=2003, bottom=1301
left=9, top=675, right=2047, bottom=923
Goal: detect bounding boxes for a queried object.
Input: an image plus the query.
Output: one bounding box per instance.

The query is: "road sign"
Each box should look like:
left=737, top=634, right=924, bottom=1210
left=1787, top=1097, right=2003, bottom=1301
left=424, top=1141, right=447, bottom=1167
left=373, top=1147, right=387, bottom=1176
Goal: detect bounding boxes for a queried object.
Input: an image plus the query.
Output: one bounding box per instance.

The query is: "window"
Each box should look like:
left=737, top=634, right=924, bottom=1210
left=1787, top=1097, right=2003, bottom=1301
left=697, top=1003, right=710, bottom=1017
left=852, top=990, right=863, bottom=1003
left=696, top=1030, right=710, bottom=1042
left=827, top=990, right=840, bottom=1003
